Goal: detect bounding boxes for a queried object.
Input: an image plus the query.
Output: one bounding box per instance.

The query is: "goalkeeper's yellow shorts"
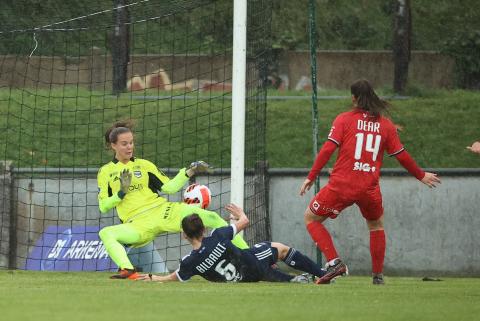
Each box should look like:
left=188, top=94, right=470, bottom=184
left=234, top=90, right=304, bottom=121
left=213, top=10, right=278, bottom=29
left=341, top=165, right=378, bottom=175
left=126, top=202, right=228, bottom=248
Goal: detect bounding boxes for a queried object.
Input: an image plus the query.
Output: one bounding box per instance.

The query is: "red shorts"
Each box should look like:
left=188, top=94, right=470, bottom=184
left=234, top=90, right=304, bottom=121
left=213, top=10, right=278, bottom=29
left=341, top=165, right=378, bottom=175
left=309, top=185, right=384, bottom=220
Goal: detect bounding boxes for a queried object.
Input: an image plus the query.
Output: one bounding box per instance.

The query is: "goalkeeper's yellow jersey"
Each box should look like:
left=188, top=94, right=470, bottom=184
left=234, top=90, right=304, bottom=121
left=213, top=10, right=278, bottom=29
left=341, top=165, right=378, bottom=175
left=97, top=157, right=189, bottom=222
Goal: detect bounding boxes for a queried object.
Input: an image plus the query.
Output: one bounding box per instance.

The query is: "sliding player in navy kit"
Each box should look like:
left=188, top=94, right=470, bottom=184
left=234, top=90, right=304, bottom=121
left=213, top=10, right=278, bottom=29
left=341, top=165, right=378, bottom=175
left=138, top=203, right=326, bottom=283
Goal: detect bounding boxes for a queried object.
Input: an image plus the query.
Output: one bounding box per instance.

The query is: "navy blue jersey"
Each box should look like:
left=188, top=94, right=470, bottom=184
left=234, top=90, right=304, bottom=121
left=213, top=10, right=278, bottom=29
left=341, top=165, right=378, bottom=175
left=176, top=225, right=276, bottom=282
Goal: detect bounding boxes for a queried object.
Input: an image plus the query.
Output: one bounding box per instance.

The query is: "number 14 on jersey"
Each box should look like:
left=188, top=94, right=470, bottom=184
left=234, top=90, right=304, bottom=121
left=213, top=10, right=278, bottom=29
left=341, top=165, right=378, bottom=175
left=353, top=133, right=381, bottom=172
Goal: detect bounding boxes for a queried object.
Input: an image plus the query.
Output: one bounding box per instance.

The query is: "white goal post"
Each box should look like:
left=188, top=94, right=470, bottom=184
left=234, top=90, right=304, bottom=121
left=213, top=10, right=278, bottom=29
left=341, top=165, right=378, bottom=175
left=230, top=0, right=247, bottom=208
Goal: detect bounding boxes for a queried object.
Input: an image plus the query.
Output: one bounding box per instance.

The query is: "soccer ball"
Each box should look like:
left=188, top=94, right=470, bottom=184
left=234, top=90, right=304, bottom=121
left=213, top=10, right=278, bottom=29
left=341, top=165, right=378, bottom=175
left=183, top=184, right=212, bottom=209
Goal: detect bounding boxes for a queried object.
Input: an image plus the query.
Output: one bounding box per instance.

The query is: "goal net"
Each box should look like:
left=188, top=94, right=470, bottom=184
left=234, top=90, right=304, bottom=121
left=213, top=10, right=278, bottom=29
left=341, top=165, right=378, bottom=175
left=0, top=0, right=272, bottom=272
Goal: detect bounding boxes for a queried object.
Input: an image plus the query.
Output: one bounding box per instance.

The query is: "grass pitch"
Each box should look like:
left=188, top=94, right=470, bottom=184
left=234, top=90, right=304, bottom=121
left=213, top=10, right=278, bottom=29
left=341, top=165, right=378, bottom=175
left=1, top=271, right=479, bottom=321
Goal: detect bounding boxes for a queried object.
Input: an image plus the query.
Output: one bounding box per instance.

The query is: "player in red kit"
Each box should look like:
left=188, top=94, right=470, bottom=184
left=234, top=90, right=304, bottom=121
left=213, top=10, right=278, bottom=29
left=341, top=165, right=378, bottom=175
left=300, top=79, right=441, bottom=285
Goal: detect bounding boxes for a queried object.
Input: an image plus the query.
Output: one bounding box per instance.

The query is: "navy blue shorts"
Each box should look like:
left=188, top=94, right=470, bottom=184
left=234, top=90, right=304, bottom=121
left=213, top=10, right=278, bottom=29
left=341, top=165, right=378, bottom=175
left=240, top=242, right=279, bottom=282
left=248, top=242, right=278, bottom=265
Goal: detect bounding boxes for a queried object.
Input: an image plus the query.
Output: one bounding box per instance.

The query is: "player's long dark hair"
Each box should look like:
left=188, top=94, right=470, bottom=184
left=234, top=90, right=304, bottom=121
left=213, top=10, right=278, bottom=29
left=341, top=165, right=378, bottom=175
left=182, top=214, right=205, bottom=239
left=351, top=79, right=390, bottom=118
left=104, top=119, right=134, bottom=147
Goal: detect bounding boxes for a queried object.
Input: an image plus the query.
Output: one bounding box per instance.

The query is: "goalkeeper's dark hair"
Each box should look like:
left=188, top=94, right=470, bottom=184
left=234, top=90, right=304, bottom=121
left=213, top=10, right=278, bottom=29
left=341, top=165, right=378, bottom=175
left=182, top=214, right=205, bottom=239
left=351, top=79, right=390, bottom=118
left=104, top=120, right=135, bottom=146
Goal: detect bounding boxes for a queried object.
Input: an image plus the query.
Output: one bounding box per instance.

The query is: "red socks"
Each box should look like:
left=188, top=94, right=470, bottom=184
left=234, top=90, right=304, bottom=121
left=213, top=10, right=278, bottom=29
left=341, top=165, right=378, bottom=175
left=307, top=222, right=386, bottom=274
left=306, top=221, right=338, bottom=261
left=370, top=230, right=386, bottom=274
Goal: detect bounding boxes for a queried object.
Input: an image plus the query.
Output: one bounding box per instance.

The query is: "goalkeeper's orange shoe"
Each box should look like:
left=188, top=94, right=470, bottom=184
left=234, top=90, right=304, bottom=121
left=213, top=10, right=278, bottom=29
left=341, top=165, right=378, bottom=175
left=110, top=268, right=139, bottom=280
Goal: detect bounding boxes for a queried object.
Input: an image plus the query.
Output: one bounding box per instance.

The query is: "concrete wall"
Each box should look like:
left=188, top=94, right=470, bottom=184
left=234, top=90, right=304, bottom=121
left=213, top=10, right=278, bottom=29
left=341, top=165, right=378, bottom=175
left=269, top=170, right=480, bottom=276
left=281, top=50, right=455, bottom=90
left=0, top=52, right=233, bottom=91
left=0, top=50, right=455, bottom=91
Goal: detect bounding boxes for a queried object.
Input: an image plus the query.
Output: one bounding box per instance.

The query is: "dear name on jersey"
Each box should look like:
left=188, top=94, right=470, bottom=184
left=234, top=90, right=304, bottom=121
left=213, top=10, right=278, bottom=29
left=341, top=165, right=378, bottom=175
left=357, top=119, right=380, bottom=133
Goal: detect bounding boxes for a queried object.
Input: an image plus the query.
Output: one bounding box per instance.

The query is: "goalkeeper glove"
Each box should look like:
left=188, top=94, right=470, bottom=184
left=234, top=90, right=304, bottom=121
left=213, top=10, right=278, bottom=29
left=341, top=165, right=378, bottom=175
left=118, top=169, right=132, bottom=198
left=187, top=161, right=213, bottom=177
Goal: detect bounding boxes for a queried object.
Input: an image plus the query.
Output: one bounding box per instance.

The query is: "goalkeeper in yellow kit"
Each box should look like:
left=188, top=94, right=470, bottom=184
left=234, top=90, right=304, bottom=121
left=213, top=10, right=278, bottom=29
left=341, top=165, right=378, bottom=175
left=98, top=120, right=248, bottom=279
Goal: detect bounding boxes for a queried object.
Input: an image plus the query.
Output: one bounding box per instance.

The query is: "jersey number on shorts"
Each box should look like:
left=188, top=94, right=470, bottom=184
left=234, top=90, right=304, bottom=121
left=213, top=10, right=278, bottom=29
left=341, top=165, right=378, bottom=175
left=214, top=259, right=237, bottom=281
left=354, top=133, right=381, bottom=161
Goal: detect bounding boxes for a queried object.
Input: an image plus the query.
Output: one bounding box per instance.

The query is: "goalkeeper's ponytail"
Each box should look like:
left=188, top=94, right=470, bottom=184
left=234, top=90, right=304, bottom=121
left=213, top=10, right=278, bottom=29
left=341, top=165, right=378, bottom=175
left=104, top=120, right=134, bottom=147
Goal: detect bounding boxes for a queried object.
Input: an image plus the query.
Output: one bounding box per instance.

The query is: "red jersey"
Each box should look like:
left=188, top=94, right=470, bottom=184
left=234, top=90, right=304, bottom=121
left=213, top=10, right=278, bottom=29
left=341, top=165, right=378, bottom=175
left=322, top=110, right=403, bottom=198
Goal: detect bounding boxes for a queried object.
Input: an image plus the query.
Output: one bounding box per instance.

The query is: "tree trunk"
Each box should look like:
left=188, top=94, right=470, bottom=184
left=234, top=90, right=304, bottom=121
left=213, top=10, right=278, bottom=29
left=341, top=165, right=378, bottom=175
left=393, top=0, right=411, bottom=94
left=112, top=0, right=129, bottom=95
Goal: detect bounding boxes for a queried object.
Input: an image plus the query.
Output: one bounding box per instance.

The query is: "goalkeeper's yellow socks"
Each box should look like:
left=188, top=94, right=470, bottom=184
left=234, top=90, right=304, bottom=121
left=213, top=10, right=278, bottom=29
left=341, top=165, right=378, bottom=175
left=99, top=225, right=140, bottom=271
